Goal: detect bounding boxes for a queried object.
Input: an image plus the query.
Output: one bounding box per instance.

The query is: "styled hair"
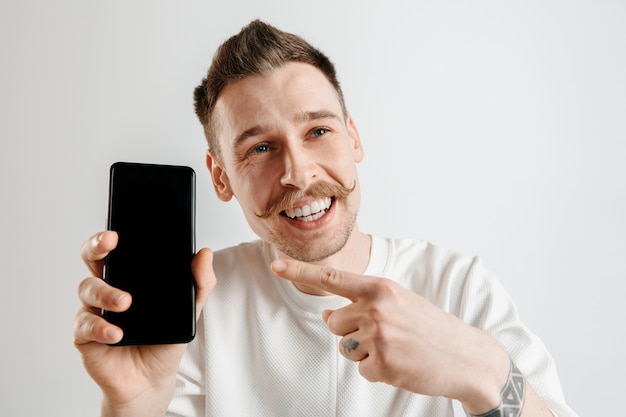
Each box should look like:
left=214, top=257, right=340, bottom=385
left=193, top=19, right=346, bottom=160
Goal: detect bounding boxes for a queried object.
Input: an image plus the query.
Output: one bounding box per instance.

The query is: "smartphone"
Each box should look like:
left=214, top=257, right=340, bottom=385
left=103, top=162, right=196, bottom=345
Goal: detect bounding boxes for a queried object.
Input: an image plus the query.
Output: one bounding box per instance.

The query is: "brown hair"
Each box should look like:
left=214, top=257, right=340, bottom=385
left=193, top=19, right=346, bottom=160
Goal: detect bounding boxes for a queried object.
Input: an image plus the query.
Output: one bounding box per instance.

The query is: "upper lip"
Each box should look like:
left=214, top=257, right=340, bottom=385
left=283, top=197, right=332, bottom=219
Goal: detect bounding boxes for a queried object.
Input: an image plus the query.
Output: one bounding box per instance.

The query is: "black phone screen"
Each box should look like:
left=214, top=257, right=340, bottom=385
left=104, top=162, right=196, bottom=345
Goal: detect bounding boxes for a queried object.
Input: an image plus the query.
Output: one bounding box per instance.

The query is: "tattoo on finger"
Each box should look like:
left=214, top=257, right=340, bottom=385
left=342, top=338, right=359, bottom=354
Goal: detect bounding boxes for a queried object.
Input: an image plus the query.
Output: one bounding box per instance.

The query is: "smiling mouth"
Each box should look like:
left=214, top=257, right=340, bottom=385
left=281, top=197, right=333, bottom=222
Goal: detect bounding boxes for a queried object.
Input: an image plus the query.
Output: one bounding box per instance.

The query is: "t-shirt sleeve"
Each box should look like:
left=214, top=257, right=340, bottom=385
left=456, top=256, right=579, bottom=417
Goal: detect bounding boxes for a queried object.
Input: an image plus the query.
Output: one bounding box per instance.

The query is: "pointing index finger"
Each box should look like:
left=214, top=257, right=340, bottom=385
left=271, top=259, right=371, bottom=301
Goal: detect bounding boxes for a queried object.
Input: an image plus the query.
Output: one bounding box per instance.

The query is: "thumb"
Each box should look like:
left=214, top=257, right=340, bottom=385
left=191, top=248, right=217, bottom=320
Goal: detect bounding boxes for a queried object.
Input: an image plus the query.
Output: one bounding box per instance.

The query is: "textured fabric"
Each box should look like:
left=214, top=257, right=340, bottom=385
left=167, top=236, right=578, bottom=416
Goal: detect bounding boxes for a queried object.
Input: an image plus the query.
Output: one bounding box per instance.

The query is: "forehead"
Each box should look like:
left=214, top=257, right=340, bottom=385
left=213, top=62, right=343, bottom=143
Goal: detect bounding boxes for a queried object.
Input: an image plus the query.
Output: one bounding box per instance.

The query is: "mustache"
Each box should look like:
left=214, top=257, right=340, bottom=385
left=255, top=181, right=356, bottom=219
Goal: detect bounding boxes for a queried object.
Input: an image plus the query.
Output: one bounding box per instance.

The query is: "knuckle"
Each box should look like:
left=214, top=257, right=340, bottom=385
left=81, top=235, right=100, bottom=263
left=78, top=277, right=108, bottom=307
left=74, top=308, right=113, bottom=344
left=325, top=314, right=340, bottom=334
left=73, top=309, right=95, bottom=340
left=77, top=276, right=92, bottom=291
left=319, top=266, right=341, bottom=288
left=367, top=304, right=384, bottom=322
left=370, top=278, right=395, bottom=298
left=77, top=277, right=94, bottom=300
left=360, top=354, right=395, bottom=385
left=358, top=360, right=380, bottom=383
left=79, top=236, right=94, bottom=260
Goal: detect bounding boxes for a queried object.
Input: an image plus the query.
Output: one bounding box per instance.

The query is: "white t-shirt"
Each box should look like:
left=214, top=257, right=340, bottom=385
left=167, top=236, right=577, bottom=416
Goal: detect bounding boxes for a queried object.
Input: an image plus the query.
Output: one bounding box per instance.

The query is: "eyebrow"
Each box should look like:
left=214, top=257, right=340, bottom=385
left=233, top=125, right=267, bottom=149
left=294, top=109, right=343, bottom=123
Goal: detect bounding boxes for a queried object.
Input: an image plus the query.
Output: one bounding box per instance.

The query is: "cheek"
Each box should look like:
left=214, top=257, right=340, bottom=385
left=233, top=169, right=277, bottom=210
left=333, top=138, right=362, bottom=165
left=325, top=150, right=360, bottom=182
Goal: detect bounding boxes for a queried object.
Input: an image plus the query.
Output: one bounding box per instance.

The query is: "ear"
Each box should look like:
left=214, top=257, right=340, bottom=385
left=346, top=112, right=364, bottom=163
left=206, top=151, right=234, bottom=202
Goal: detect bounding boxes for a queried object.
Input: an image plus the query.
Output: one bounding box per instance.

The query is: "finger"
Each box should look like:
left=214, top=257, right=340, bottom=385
left=322, top=309, right=333, bottom=323
left=271, top=259, right=373, bottom=301
left=323, top=307, right=360, bottom=336
left=74, top=307, right=124, bottom=345
left=80, top=231, right=119, bottom=278
left=191, top=248, right=217, bottom=320
left=78, top=276, right=131, bottom=312
left=339, top=333, right=369, bottom=362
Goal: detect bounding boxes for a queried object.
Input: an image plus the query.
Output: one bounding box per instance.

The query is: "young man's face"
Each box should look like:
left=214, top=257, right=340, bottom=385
left=208, top=62, right=364, bottom=262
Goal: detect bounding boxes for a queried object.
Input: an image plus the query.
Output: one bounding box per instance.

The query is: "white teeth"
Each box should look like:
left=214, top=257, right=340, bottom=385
left=310, top=200, right=321, bottom=214
left=284, top=197, right=332, bottom=221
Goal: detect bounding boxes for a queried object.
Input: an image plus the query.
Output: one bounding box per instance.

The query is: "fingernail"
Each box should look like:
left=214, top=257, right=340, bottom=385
left=272, top=259, right=287, bottom=272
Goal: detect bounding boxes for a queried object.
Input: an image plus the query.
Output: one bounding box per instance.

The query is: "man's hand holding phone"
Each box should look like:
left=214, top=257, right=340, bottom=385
left=74, top=231, right=216, bottom=416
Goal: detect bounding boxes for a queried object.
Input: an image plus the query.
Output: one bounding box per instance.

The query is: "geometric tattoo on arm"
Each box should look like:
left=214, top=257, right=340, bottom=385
left=469, top=360, right=526, bottom=417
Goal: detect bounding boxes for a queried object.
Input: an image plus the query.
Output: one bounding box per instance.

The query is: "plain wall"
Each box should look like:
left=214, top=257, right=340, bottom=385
left=1, top=1, right=624, bottom=415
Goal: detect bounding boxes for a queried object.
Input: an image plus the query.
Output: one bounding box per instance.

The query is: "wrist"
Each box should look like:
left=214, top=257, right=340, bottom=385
left=453, top=328, right=511, bottom=413
left=101, top=398, right=168, bottom=417
left=464, top=359, right=526, bottom=417
left=100, top=379, right=176, bottom=417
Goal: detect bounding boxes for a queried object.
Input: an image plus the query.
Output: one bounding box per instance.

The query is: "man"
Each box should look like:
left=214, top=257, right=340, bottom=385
left=74, top=20, right=577, bottom=416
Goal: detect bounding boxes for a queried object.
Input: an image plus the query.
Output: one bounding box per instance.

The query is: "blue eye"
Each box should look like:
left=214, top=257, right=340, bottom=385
left=311, top=128, right=328, bottom=137
left=252, top=144, right=270, bottom=154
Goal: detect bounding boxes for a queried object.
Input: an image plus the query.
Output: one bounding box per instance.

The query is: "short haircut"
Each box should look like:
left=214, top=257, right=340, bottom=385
left=193, top=19, right=346, bottom=160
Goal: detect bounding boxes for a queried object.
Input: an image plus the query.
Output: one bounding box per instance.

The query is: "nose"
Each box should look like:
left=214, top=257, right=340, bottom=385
left=280, top=144, right=318, bottom=190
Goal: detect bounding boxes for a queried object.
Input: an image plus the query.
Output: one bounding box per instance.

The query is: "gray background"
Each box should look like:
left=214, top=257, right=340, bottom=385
left=1, top=1, right=624, bottom=415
